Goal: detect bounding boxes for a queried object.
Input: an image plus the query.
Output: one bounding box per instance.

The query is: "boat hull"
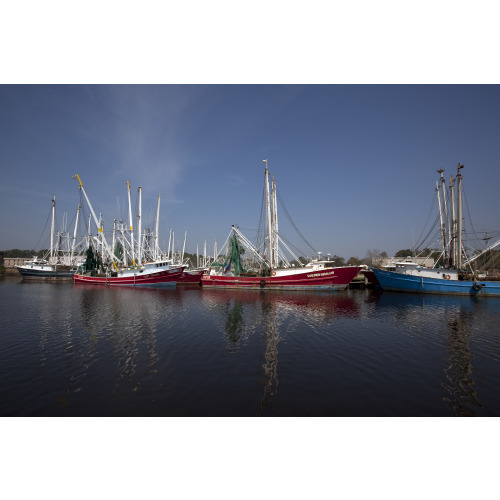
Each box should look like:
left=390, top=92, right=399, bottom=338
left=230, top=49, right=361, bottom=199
left=360, top=269, right=381, bottom=288
left=201, top=266, right=361, bottom=290
left=74, top=268, right=182, bottom=287
left=370, top=267, right=500, bottom=297
left=177, top=269, right=205, bottom=285
left=16, top=266, right=76, bottom=281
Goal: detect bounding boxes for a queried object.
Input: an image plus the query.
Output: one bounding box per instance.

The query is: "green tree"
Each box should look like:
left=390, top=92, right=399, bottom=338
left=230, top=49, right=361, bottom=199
left=329, top=254, right=345, bottom=266
left=364, top=249, right=387, bottom=265
left=395, top=249, right=413, bottom=258
left=347, top=256, right=363, bottom=266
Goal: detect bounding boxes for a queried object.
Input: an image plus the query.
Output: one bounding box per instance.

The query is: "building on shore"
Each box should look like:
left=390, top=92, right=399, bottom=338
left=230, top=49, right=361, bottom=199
left=3, top=257, right=30, bottom=269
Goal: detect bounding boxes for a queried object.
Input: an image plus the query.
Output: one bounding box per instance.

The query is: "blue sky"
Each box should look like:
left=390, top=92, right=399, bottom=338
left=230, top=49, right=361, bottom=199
left=1, top=84, right=500, bottom=259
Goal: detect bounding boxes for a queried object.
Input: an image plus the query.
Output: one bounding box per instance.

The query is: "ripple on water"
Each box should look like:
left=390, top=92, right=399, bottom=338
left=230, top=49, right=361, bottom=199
left=2, top=280, right=500, bottom=416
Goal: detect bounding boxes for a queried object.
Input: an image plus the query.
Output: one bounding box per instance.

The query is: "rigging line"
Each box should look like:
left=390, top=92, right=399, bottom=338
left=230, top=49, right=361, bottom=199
left=33, top=205, right=53, bottom=252
left=462, top=187, right=485, bottom=251
left=278, top=232, right=308, bottom=258
left=414, top=214, right=440, bottom=252
left=276, top=189, right=318, bottom=254
left=413, top=194, right=438, bottom=251
left=214, top=230, right=232, bottom=260
left=256, top=184, right=267, bottom=248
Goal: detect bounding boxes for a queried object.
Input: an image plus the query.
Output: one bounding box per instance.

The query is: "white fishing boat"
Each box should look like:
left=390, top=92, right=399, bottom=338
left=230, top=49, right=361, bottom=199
left=16, top=197, right=84, bottom=280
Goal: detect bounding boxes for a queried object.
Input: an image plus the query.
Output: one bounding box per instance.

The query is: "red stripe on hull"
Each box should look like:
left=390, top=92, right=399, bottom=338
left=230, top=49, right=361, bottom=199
left=201, top=266, right=361, bottom=290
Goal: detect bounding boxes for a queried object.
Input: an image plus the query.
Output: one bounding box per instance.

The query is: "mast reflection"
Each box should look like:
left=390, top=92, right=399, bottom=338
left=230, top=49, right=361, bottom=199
left=372, top=292, right=484, bottom=416
left=78, top=286, right=166, bottom=393
left=257, top=299, right=280, bottom=416
left=206, top=289, right=361, bottom=415
left=442, top=306, right=482, bottom=416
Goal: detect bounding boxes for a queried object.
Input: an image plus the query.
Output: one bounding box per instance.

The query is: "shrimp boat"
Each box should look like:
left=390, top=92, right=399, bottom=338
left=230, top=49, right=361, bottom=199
left=202, top=160, right=361, bottom=290
left=17, top=257, right=77, bottom=280
left=74, top=258, right=185, bottom=287
left=72, top=174, right=184, bottom=287
left=370, top=164, right=500, bottom=296
left=16, top=197, right=84, bottom=280
left=177, top=268, right=205, bottom=285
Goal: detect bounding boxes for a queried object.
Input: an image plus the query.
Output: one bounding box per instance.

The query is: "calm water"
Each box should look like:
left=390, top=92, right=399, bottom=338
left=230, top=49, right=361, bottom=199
left=1, top=274, right=500, bottom=416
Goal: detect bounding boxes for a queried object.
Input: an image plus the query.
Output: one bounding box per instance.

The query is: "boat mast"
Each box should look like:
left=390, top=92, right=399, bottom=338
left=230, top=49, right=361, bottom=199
left=127, top=181, right=135, bottom=266
left=437, top=168, right=451, bottom=266
left=50, top=196, right=55, bottom=263
left=449, top=176, right=456, bottom=268
left=155, top=194, right=160, bottom=261
left=271, top=173, right=279, bottom=268
left=182, top=231, right=187, bottom=263
left=74, top=174, right=115, bottom=265
left=137, top=186, right=142, bottom=265
left=435, top=179, right=447, bottom=264
left=70, top=204, right=80, bottom=264
left=120, top=222, right=128, bottom=267
left=112, top=219, right=117, bottom=261
left=99, top=213, right=104, bottom=259
left=172, top=231, right=175, bottom=261
left=264, top=159, right=273, bottom=267
left=456, top=163, right=464, bottom=270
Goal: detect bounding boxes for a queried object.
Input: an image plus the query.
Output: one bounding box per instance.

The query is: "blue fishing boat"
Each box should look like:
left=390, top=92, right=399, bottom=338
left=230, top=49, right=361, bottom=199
left=370, top=264, right=500, bottom=297
left=371, top=164, right=500, bottom=297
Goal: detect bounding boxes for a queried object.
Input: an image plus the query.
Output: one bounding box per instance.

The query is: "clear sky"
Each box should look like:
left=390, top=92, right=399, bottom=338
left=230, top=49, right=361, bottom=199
left=1, top=84, right=499, bottom=259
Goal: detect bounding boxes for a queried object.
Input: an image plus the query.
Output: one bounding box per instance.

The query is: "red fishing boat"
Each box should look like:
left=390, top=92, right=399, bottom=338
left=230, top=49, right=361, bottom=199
left=202, top=160, right=361, bottom=290
left=202, top=260, right=360, bottom=290
left=72, top=174, right=187, bottom=287
left=74, top=260, right=185, bottom=287
left=177, top=268, right=205, bottom=285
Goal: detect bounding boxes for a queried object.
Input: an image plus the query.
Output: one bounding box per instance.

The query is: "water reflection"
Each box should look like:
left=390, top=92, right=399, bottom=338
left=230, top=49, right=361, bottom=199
left=77, top=286, right=172, bottom=394
left=442, top=306, right=483, bottom=416
left=258, top=299, right=280, bottom=416
left=201, top=289, right=362, bottom=415
left=8, top=270, right=500, bottom=417
left=225, top=301, right=244, bottom=345
left=372, top=292, right=490, bottom=416
left=201, top=288, right=361, bottom=322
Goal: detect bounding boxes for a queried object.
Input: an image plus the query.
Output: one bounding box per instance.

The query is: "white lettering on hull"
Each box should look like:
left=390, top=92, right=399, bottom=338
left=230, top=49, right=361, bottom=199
left=306, top=271, right=336, bottom=278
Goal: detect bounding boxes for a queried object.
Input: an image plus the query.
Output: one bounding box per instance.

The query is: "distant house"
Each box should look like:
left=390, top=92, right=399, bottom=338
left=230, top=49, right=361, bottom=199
left=3, top=257, right=29, bottom=268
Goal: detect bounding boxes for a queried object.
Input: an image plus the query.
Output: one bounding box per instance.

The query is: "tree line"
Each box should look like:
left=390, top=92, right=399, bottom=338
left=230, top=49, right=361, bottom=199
left=2, top=249, right=49, bottom=258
